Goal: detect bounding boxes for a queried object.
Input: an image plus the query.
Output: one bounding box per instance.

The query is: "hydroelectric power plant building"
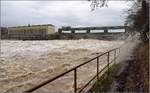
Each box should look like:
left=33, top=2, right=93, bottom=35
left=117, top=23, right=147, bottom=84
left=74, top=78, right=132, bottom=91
left=6, top=24, right=55, bottom=40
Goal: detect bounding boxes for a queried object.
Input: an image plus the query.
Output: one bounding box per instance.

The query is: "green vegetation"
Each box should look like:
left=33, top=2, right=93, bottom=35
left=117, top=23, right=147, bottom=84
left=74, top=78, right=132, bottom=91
left=89, top=63, right=121, bottom=92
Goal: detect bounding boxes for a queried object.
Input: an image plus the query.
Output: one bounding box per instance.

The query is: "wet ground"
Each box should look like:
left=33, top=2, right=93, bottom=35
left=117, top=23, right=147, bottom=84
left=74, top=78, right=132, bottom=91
left=114, top=42, right=149, bottom=92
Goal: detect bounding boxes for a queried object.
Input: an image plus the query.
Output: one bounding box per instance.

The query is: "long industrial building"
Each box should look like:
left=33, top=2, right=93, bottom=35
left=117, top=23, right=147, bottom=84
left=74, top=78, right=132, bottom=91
left=1, top=24, right=55, bottom=40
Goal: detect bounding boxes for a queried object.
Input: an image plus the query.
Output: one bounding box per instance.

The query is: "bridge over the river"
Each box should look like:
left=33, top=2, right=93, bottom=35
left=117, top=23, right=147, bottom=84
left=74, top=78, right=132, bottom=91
left=58, top=26, right=127, bottom=39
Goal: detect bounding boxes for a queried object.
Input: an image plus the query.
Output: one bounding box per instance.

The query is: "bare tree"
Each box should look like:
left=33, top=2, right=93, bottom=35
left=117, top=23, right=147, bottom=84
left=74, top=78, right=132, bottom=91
left=90, top=0, right=108, bottom=11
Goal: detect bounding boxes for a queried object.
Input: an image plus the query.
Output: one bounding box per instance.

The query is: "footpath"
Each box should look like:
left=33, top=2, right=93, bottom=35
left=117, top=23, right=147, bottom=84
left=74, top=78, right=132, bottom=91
left=112, top=42, right=149, bottom=92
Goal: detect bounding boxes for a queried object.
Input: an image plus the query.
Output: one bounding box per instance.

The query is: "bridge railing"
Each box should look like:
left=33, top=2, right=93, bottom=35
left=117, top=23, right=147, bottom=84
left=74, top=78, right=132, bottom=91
left=58, top=26, right=126, bottom=34
left=24, top=47, right=121, bottom=93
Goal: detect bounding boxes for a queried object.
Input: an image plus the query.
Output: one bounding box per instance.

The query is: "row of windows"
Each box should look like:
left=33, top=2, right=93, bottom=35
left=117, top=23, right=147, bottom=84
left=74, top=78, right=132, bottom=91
left=9, top=28, right=47, bottom=35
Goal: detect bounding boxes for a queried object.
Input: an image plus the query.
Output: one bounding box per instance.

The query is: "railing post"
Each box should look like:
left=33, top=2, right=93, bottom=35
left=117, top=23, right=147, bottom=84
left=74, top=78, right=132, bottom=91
left=97, top=57, right=99, bottom=81
left=74, top=68, right=77, bottom=93
left=107, top=52, right=110, bottom=76
left=119, top=48, right=120, bottom=54
left=114, top=49, right=117, bottom=64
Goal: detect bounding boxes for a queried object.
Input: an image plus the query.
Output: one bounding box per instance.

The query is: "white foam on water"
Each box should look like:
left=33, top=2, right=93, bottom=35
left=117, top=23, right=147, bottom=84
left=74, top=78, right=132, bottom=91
left=0, top=39, right=124, bottom=93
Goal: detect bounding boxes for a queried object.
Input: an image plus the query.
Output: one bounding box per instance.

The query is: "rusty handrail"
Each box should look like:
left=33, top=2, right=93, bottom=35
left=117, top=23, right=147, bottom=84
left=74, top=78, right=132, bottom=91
left=78, top=50, right=120, bottom=93
left=24, top=47, right=120, bottom=93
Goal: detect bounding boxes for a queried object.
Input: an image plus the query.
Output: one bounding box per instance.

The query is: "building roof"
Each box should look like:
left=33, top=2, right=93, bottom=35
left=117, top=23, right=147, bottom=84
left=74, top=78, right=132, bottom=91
left=0, top=27, right=7, bottom=29
left=8, top=24, right=54, bottom=28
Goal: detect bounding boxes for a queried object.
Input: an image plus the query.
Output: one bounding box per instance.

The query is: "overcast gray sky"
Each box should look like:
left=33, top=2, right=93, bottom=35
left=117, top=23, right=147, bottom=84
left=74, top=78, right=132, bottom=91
left=1, top=1, right=132, bottom=30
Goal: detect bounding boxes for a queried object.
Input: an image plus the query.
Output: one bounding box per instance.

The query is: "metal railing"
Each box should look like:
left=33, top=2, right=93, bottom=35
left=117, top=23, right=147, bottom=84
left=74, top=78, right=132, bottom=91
left=24, top=47, right=120, bottom=93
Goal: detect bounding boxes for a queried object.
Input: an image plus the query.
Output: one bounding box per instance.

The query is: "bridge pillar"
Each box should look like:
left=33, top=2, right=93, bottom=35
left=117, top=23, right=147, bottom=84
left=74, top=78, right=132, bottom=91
left=125, top=26, right=127, bottom=33
left=58, top=28, right=62, bottom=34
left=104, top=28, right=108, bottom=33
left=87, top=29, right=90, bottom=33
left=71, top=29, right=75, bottom=34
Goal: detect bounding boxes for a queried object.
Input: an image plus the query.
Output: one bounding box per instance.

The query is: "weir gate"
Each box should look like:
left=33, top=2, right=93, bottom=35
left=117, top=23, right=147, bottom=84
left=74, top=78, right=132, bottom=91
left=58, top=26, right=127, bottom=39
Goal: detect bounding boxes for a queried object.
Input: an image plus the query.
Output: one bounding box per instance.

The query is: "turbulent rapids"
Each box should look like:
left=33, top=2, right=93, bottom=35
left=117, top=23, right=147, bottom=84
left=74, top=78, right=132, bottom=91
left=0, top=39, right=124, bottom=93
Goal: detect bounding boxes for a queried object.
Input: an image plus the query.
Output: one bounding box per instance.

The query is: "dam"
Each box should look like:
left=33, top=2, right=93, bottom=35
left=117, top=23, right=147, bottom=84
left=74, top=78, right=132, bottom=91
left=58, top=26, right=127, bottom=39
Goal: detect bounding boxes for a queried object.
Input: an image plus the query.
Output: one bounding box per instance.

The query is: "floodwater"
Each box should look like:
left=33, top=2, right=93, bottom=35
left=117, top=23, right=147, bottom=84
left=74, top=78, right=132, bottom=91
left=0, top=39, right=124, bottom=93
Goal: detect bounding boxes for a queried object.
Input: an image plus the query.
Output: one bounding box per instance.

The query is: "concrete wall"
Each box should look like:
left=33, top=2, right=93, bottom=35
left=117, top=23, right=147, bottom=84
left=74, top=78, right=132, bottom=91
left=47, top=26, right=55, bottom=34
left=7, top=24, right=55, bottom=40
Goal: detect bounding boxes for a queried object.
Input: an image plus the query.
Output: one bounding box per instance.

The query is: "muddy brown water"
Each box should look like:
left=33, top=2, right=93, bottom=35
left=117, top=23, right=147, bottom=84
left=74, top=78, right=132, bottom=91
left=0, top=40, right=124, bottom=93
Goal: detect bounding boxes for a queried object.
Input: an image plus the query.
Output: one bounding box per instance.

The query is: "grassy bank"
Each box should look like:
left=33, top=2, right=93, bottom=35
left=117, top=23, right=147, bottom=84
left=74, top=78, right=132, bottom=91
left=89, top=63, right=121, bottom=92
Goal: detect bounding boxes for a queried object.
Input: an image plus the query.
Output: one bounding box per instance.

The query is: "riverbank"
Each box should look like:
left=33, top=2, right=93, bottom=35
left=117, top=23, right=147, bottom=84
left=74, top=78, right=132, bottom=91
left=89, top=41, right=149, bottom=93
left=115, top=42, right=149, bottom=92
